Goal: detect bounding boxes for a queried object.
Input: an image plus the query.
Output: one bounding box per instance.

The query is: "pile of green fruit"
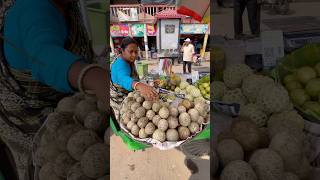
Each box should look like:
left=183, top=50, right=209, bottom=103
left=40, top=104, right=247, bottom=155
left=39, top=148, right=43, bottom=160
left=283, top=63, right=320, bottom=116
left=196, top=75, right=210, bottom=100
left=159, top=74, right=181, bottom=91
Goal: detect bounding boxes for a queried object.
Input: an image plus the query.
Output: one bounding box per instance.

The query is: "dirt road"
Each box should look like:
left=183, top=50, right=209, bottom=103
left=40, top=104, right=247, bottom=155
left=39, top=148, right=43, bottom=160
left=110, top=134, right=192, bottom=180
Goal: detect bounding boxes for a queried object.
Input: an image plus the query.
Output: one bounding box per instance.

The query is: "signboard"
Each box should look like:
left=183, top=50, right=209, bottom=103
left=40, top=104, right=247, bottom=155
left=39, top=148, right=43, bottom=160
left=110, top=24, right=129, bottom=37
left=111, top=24, right=156, bottom=37
left=180, top=24, right=209, bottom=34
left=117, top=8, right=139, bottom=22
left=160, top=19, right=180, bottom=49
left=191, top=71, right=199, bottom=83
left=199, top=72, right=210, bottom=79
left=261, top=30, right=284, bottom=69
left=147, top=24, right=157, bottom=36
left=165, top=25, right=176, bottom=34
left=131, top=24, right=145, bottom=37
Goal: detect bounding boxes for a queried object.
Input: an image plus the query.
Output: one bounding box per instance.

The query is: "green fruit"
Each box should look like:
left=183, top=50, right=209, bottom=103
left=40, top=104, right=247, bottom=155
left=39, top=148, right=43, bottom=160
left=303, top=101, right=320, bottom=114
left=170, top=74, right=181, bottom=86
left=283, top=74, right=297, bottom=85
left=305, top=78, right=320, bottom=98
left=296, top=66, right=317, bottom=84
left=290, top=89, right=310, bottom=106
left=205, top=94, right=210, bottom=99
left=201, top=90, right=206, bottom=95
left=285, top=81, right=302, bottom=91
left=202, top=83, right=209, bottom=88
left=205, top=86, right=210, bottom=92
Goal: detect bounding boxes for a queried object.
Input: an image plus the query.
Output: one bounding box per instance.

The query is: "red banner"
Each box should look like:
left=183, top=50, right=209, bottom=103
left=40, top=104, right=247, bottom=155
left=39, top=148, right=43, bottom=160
left=110, top=24, right=129, bottom=37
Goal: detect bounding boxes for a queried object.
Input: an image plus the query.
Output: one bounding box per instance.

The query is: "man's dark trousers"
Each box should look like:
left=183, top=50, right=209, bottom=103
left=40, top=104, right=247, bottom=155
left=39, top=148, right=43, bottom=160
left=234, top=0, right=260, bottom=38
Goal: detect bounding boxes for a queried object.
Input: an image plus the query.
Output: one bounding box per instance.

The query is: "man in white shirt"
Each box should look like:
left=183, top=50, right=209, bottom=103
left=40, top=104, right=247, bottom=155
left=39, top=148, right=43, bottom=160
left=181, top=38, right=195, bottom=74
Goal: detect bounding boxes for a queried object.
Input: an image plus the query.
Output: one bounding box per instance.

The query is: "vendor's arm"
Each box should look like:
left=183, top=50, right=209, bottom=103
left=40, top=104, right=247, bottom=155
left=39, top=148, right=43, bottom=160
left=111, top=59, right=158, bottom=101
left=68, top=61, right=107, bottom=105
left=133, top=82, right=159, bottom=101
left=111, top=59, right=134, bottom=91
left=19, top=2, right=81, bottom=92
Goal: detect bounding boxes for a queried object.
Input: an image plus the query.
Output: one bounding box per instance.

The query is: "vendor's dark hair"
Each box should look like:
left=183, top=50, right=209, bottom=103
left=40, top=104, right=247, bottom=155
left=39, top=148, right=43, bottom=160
left=121, top=37, right=138, bottom=51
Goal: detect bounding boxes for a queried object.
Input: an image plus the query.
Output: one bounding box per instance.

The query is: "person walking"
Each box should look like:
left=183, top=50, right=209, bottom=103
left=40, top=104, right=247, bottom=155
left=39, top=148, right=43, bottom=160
left=233, top=0, right=260, bottom=39
left=181, top=38, right=195, bottom=74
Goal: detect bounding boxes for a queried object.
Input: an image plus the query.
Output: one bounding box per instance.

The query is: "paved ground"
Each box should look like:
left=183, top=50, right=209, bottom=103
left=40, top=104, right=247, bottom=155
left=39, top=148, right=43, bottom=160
left=110, top=134, right=192, bottom=180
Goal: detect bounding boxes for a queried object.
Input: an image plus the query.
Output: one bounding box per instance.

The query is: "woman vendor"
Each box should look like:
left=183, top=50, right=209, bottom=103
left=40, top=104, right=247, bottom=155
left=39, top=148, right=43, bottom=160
left=0, top=0, right=107, bottom=179
left=110, top=37, right=159, bottom=120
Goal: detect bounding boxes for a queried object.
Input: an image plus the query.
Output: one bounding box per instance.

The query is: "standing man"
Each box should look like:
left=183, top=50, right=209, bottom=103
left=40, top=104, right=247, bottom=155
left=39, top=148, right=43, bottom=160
left=233, top=0, right=260, bottom=39
left=181, top=38, right=195, bottom=74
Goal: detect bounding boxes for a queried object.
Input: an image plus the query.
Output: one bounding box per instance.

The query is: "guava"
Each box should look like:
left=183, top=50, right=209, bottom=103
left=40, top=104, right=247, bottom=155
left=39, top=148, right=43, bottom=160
left=283, top=74, right=297, bottom=85
left=303, top=101, right=320, bottom=115
left=290, top=89, right=310, bottom=106
left=295, top=66, right=316, bottom=84
left=305, top=78, right=320, bottom=98
left=285, top=81, right=302, bottom=91
left=203, top=83, right=209, bottom=88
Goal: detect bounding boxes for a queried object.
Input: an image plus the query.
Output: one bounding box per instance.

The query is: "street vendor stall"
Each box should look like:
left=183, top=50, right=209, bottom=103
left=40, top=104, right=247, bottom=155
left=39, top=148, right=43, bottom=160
left=110, top=70, right=211, bottom=150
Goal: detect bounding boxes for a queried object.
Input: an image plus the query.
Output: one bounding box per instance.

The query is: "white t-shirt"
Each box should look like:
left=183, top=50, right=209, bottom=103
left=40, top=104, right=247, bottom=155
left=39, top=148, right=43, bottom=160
left=182, top=44, right=195, bottom=62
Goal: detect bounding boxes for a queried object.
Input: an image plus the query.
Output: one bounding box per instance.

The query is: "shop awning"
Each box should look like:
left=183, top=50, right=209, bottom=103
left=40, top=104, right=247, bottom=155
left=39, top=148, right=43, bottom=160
left=155, top=9, right=186, bottom=19
left=176, top=0, right=210, bottom=23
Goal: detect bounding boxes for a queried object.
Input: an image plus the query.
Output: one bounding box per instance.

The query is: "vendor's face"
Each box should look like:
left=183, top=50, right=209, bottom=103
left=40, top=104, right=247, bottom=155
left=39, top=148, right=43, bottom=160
left=122, top=43, right=138, bottom=63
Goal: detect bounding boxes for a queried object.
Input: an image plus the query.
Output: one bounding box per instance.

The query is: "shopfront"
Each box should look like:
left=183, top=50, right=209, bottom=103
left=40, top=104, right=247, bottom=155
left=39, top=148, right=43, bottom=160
left=110, top=23, right=210, bottom=59
left=110, top=23, right=157, bottom=56
left=179, top=24, right=210, bottom=58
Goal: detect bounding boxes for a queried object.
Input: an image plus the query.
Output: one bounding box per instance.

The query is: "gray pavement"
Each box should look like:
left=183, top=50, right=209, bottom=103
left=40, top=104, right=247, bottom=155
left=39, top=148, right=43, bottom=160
left=213, top=2, right=320, bottom=38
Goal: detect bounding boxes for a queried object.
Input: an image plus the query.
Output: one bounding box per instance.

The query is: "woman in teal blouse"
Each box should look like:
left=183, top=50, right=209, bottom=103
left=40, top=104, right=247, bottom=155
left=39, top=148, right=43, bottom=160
left=4, top=0, right=107, bottom=94
left=0, top=0, right=107, bottom=178
left=111, top=37, right=158, bottom=99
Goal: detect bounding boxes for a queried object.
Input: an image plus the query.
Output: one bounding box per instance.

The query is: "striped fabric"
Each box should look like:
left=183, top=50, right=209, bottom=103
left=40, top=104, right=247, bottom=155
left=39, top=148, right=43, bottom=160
left=110, top=57, right=139, bottom=122
left=0, top=0, right=94, bottom=151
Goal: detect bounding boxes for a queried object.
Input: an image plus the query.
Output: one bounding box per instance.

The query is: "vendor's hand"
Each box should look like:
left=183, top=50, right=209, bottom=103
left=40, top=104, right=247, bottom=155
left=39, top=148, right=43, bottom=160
left=71, top=62, right=108, bottom=105
left=136, top=83, right=159, bottom=101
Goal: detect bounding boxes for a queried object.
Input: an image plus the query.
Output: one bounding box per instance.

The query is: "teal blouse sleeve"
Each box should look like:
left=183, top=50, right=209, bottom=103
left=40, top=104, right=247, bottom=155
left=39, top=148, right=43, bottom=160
left=111, top=58, right=134, bottom=91
left=4, top=0, right=81, bottom=93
